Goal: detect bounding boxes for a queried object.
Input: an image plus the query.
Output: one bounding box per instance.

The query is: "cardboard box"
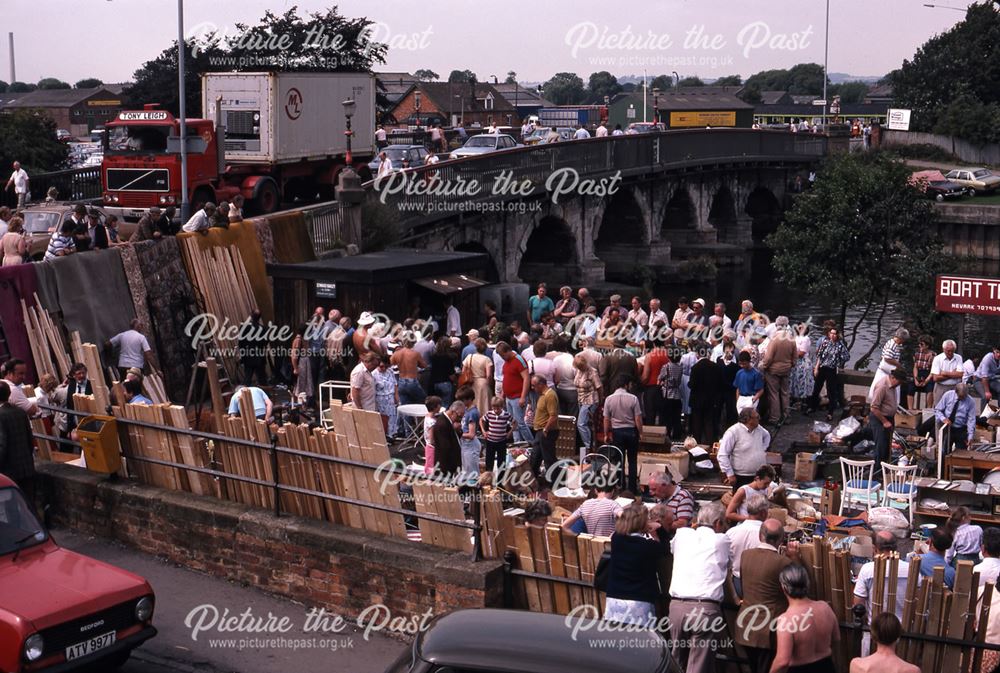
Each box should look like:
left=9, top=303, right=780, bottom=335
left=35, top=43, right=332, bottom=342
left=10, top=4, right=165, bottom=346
left=976, top=426, right=996, bottom=444
left=638, top=450, right=690, bottom=480
left=768, top=507, right=788, bottom=523
left=894, top=409, right=920, bottom=430
left=795, top=452, right=818, bottom=482
left=640, top=425, right=668, bottom=445
left=766, top=452, right=783, bottom=468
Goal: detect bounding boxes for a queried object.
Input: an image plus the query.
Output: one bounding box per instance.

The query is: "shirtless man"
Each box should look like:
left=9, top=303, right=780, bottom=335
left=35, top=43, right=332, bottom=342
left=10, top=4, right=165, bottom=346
left=770, top=564, right=838, bottom=673
left=849, top=613, right=919, bottom=673
left=353, top=312, right=383, bottom=358
left=390, top=337, right=428, bottom=405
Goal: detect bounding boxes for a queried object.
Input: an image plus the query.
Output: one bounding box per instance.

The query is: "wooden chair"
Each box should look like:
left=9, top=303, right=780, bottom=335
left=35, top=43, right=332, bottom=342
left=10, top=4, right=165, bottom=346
left=839, top=457, right=882, bottom=516
left=881, top=462, right=919, bottom=523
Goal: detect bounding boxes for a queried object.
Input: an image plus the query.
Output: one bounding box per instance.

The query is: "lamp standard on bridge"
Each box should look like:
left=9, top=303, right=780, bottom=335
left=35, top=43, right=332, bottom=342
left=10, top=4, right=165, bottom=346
left=652, top=88, right=660, bottom=126
left=342, top=98, right=356, bottom=164
left=822, top=0, right=830, bottom=122
left=176, top=0, right=190, bottom=222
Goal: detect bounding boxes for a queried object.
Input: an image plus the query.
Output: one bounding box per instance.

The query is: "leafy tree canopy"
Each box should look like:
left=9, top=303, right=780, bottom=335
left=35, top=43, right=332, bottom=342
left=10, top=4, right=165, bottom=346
left=0, top=81, right=7, bottom=93
left=448, top=69, right=477, bottom=83
left=587, top=71, right=621, bottom=102
left=677, top=76, right=705, bottom=87
left=649, top=75, right=673, bottom=91
left=0, top=110, right=69, bottom=173
left=714, top=75, right=743, bottom=86
left=767, top=151, right=944, bottom=358
left=125, top=6, right=386, bottom=117
left=505, top=71, right=517, bottom=84
left=745, top=63, right=826, bottom=95
left=543, top=72, right=586, bottom=105
left=74, top=78, right=104, bottom=89
left=891, top=1, right=1000, bottom=143
left=413, top=69, right=438, bottom=81
left=7, top=82, right=36, bottom=93
left=37, top=78, right=70, bottom=90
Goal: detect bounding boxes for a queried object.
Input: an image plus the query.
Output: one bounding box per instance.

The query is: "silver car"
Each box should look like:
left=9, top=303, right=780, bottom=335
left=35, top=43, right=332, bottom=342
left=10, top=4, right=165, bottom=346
left=449, top=134, right=522, bottom=159
left=944, top=168, right=1000, bottom=197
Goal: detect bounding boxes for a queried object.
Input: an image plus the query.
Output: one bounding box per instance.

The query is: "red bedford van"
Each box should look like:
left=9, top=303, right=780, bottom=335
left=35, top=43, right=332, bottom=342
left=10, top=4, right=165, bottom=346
left=0, top=475, right=156, bottom=671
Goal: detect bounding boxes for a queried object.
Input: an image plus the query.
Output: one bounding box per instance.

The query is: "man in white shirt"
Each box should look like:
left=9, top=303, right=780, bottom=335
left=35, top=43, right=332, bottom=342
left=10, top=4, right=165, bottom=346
left=853, top=531, right=910, bottom=656
left=717, top=408, right=771, bottom=489
left=713, top=303, right=732, bottom=331
left=374, top=125, right=387, bottom=147
left=975, top=528, right=1000, bottom=587
left=376, top=152, right=394, bottom=179
left=350, top=352, right=380, bottom=411
left=725, top=493, right=768, bottom=596
left=573, top=124, right=590, bottom=140
left=181, top=202, right=216, bottom=233
left=595, top=122, right=608, bottom=137
left=931, top=339, right=963, bottom=395
left=669, top=502, right=730, bottom=673
left=5, top=161, right=29, bottom=209
left=648, top=298, right=669, bottom=335
left=108, top=319, right=158, bottom=380
left=627, top=295, right=648, bottom=329
left=445, top=296, right=461, bottom=337
left=2, top=359, right=38, bottom=416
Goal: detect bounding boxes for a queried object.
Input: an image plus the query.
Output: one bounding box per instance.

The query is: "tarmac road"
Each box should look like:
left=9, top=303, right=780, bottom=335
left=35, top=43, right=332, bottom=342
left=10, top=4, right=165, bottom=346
left=55, top=529, right=407, bottom=673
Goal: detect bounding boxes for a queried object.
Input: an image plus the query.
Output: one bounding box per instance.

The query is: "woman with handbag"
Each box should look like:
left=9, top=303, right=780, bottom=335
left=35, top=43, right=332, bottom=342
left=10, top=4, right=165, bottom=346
left=603, top=502, right=669, bottom=625
left=461, top=338, right=493, bottom=416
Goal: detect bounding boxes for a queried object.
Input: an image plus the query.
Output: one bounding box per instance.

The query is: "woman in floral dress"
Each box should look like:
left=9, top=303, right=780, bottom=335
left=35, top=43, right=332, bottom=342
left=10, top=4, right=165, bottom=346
left=790, top=322, right=815, bottom=407
left=372, top=355, right=399, bottom=439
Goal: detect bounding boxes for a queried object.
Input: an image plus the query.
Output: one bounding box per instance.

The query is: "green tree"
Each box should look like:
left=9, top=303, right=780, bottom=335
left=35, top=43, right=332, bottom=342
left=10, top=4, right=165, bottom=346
left=123, top=37, right=225, bottom=117
left=413, top=69, right=438, bottom=81
left=829, top=81, right=869, bottom=104
left=0, top=109, right=70, bottom=173
left=714, top=74, right=743, bottom=87
left=934, top=93, right=1000, bottom=145
left=587, top=71, right=621, bottom=102
left=36, top=78, right=70, bottom=90
left=767, top=151, right=943, bottom=363
left=542, top=72, right=586, bottom=105
left=892, top=2, right=1000, bottom=136
left=745, top=63, right=826, bottom=95
left=7, top=82, right=35, bottom=93
left=505, top=70, right=517, bottom=84
left=74, top=78, right=104, bottom=89
left=677, top=76, right=705, bottom=88
left=0, top=81, right=7, bottom=93
left=226, top=7, right=387, bottom=72
left=650, top=75, right=673, bottom=91
left=739, top=82, right=762, bottom=105
left=448, top=69, right=477, bottom=83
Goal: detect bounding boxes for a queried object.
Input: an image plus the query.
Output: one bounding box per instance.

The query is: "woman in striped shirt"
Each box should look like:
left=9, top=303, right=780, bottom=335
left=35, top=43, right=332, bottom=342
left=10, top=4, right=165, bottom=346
left=479, top=396, right=512, bottom=473
left=573, top=354, right=603, bottom=450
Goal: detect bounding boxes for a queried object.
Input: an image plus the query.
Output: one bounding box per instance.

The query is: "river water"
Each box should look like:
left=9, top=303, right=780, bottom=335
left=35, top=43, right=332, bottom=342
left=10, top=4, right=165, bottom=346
left=652, top=252, right=1000, bottom=370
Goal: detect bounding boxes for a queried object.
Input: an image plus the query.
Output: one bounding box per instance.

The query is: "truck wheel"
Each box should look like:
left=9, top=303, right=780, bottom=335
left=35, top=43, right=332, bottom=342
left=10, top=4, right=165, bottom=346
left=253, top=180, right=280, bottom=214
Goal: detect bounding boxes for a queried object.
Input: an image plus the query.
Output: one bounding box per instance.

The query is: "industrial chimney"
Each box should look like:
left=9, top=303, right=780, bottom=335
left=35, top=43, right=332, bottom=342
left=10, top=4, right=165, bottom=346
left=7, top=33, right=14, bottom=84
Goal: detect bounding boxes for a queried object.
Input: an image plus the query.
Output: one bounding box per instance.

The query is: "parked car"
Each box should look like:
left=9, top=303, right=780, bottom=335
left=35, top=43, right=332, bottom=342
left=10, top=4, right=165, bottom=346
left=22, top=204, right=136, bottom=260
left=0, top=475, right=157, bottom=672
left=449, top=133, right=522, bottom=159
left=369, top=145, right=430, bottom=174
left=626, top=122, right=666, bottom=134
left=910, top=170, right=967, bottom=202
left=521, top=127, right=551, bottom=146
left=944, top=168, right=1000, bottom=197
left=55, top=129, right=71, bottom=142
left=384, top=609, right=673, bottom=673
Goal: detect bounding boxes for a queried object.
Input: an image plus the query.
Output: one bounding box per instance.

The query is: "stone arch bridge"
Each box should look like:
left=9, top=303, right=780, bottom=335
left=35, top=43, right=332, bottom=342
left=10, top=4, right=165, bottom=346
left=365, top=129, right=826, bottom=285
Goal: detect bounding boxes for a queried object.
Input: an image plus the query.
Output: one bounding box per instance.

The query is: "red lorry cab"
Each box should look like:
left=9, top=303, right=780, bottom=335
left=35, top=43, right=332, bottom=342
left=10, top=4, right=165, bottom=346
left=0, top=475, right=156, bottom=672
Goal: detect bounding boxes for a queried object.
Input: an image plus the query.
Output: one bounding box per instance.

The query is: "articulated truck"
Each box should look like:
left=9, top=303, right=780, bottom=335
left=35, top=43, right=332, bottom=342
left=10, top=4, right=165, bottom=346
left=102, top=72, right=376, bottom=218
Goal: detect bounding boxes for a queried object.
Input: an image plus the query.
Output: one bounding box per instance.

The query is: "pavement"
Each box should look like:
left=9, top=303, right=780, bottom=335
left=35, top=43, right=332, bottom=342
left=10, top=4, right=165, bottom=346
left=54, top=529, right=407, bottom=673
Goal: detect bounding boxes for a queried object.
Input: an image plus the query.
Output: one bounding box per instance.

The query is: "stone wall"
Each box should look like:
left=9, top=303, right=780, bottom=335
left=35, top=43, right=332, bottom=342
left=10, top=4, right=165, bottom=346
left=36, top=462, right=505, bottom=620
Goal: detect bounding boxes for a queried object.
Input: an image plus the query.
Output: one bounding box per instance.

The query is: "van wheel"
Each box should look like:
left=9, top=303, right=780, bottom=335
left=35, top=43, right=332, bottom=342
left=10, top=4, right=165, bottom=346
left=936, top=194, right=944, bottom=202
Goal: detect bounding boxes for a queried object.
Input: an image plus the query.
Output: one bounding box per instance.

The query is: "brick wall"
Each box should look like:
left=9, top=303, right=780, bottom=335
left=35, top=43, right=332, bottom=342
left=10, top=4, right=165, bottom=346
left=36, top=462, right=505, bottom=621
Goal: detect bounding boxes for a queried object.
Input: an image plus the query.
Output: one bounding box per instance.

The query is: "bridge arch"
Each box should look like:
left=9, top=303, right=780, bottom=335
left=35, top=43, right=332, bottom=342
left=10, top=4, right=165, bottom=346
left=518, top=214, right=579, bottom=287
left=661, top=186, right=696, bottom=231
left=745, top=187, right=782, bottom=243
left=708, top=185, right=738, bottom=244
left=595, top=187, right=649, bottom=283
left=453, top=241, right=500, bottom=282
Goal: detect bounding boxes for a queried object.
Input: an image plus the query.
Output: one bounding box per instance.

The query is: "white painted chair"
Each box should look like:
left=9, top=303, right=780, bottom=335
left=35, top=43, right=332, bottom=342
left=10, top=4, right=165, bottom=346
left=839, top=457, right=882, bottom=516
left=881, top=462, right=919, bottom=523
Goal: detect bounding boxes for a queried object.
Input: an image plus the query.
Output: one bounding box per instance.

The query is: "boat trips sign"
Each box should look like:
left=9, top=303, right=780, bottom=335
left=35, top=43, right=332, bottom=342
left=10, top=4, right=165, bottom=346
left=936, top=275, right=1000, bottom=315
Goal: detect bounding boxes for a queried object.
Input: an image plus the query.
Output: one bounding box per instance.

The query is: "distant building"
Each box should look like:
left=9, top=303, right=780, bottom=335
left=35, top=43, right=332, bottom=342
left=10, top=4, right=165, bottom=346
left=491, top=83, right=553, bottom=121
left=2, top=87, right=123, bottom=137
left=760, top=90, right=793, bottom=106
left=865, top=83, right=894, bottom=105
left=387, top=81, right=519, bottom=129
left=608, top=90, right=754, bottom=129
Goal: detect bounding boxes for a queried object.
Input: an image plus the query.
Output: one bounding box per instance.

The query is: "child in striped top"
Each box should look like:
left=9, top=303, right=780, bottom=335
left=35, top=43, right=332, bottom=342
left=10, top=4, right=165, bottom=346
left=480, top=396, right=512, bottom=472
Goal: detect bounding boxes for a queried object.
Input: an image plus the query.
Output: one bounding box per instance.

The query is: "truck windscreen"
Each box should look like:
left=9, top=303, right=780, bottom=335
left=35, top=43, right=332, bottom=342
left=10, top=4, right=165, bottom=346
left=107, top=125, right=170, bottom=154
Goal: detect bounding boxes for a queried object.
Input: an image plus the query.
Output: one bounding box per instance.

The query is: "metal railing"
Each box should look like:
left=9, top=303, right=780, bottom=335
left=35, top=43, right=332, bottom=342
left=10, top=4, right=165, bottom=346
left=28, top=166, right=103, bottom=204
left=36, top=404, right=484, bottom=560
left=305, top=202, right=345, bottom=254
left=364, top=128, right=828, bottom=229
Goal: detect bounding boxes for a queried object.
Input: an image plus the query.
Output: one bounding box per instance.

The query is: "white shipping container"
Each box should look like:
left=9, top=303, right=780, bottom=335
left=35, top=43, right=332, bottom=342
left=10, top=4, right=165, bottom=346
left=202, top=72, right=376, bottom=164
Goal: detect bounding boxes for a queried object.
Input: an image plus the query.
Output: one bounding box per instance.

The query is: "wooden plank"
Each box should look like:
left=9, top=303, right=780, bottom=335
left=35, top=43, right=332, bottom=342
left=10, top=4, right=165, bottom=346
left=906, top=575, right=931, bottom=665
left=940, top=561, right=974, bottom=672
left=561, top=528, right=584, bottom=608
left=828, top=550, right=845, bottom=623
left=545, top=525, right=571, bottom=615
left=578, top=533, right=597, bottom=609
left=972, top=583, right=993, bottom=673
left=886, top=552, right=900, bottom=623
left=30, top=418, right=53, bottom=461
left=872, top=554, right=886, bottom=617
left=528, top=524, right=554, bottom=613
left=899, top=556, right=922, bottom=662
left=921, top=568, right=946, bottom=673
left=205, top=357, right=225, bottom=432
left=513, top=525, right=542, bottom=612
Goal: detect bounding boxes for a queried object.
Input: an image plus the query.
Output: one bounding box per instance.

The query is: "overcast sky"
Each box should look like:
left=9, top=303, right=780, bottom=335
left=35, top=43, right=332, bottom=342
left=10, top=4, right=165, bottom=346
left=2, top=0, right=978, bottom=85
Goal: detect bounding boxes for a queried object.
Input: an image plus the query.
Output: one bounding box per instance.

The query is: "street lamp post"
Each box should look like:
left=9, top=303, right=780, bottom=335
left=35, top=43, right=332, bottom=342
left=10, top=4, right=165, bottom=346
left=454, top=95, right=463, bottom=126
left=672, top=71, right=680, bottom=90
left=342, top=98, right=356, bottom=165
left=336, top=98, right=363, bottom=249
left=652, top=87, right=660, bottom=125
left=822, top=0, right=830, bottom=122
left=177, top=0, right=190, bottom=222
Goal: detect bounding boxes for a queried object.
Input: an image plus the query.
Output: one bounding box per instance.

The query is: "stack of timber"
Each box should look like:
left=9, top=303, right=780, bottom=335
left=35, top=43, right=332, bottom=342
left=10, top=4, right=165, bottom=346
left=20, top=295, right=69, bottom=381
left=179, top=238, right=258, bottom=379
left=799, top=536, right=992, bottom=670
left=510, top=523, right=610, bottom=616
